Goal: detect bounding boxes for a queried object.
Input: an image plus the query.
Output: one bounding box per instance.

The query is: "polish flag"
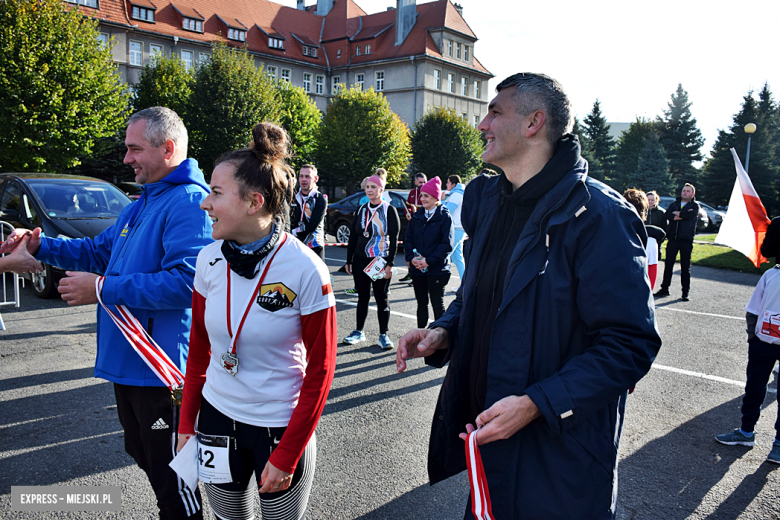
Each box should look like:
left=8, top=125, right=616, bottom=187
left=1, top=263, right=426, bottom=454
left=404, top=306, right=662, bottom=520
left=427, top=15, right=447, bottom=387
left=714, top=149, right=771, bottom=268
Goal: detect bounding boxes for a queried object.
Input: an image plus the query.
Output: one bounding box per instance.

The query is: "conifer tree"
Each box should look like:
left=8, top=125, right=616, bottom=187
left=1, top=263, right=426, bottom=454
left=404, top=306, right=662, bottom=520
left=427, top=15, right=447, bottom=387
left=615, top=118, right=662, bottom=192
left=583, top=100, right=616, bottom=181
left=627, top=133, right=673, bottom=194
left=657, top=84, right=704, bottom=187
left=573, top=117, right=604, bottom=183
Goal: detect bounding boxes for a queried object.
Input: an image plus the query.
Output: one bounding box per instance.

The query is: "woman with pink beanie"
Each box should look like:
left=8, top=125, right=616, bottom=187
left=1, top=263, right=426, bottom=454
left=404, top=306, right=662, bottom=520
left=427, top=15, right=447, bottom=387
left=403, top=176, right=454, bottom=328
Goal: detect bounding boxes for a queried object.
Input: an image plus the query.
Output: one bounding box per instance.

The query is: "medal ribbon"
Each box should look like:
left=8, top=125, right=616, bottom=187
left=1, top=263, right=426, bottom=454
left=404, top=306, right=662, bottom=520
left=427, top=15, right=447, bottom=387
left=226, top=234, right=288, bottom=355
left=466, top=430, right=494, bottom=520
left=298, top=191, right=309, bottom=224
left=95, top=277, right=184, bottom=391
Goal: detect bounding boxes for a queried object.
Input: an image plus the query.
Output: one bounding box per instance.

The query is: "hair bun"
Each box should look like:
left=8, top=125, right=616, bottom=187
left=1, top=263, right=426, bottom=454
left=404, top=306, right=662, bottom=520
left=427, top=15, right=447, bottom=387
left=250, top=122, right=290, bottom=163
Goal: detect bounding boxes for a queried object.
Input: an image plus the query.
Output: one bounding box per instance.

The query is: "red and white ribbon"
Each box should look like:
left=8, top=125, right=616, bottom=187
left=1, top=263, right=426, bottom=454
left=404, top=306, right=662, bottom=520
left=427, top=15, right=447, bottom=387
left=466, top=430, right=494, bottom=520
left=95, top=276, right=184, bottom=391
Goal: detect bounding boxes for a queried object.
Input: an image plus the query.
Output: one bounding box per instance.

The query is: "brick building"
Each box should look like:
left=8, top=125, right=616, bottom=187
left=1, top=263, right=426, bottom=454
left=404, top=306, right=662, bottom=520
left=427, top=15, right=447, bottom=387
left=70, top=0, right=492, bottom=127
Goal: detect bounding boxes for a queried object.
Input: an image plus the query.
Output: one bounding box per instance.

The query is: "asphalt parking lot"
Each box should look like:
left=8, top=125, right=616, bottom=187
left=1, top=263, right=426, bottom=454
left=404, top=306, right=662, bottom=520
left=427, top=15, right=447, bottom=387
left=1, top=250, right=779, bottom=519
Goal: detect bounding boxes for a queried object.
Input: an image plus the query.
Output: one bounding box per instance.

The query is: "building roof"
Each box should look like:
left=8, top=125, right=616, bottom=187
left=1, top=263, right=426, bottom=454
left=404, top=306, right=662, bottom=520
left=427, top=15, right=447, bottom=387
left=77, top=0, right=491, bottom=76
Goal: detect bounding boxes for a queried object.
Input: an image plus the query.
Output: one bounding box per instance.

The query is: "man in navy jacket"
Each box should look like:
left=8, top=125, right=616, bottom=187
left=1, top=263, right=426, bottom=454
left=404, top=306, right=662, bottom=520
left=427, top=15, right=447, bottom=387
left=397, top=74, right=661, bottom=519
left=2, top=107, right=211, bottom=519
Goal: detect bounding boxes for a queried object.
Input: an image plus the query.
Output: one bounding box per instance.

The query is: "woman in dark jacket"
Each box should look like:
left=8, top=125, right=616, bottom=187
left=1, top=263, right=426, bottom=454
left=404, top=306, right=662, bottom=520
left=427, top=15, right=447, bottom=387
left=404, top=177, right=454, bottom=328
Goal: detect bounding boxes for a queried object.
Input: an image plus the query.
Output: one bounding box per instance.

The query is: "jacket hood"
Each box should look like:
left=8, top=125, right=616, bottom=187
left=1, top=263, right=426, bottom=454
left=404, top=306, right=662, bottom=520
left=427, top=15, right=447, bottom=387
left=156, top=158, right=210, bottom=193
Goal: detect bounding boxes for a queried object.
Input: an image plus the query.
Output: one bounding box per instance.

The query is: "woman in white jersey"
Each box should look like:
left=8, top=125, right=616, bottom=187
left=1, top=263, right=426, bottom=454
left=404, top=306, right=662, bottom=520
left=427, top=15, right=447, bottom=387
left=177, top=123, right=337, bottom=520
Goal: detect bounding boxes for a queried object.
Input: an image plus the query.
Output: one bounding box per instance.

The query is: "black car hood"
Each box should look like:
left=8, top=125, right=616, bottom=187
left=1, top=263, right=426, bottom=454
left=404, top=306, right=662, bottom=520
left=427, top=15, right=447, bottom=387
left=49, top=218, right=117, bottom=239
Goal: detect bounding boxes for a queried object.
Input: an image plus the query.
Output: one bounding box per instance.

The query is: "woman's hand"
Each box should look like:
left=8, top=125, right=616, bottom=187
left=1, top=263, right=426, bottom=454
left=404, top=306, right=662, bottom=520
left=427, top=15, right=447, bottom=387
left=258, top=461, right=294, bottom=494
left=412, top=257, right=428, bottom=269
left=384, top=265, right=393, bottom=279
left=176, top=433, right=194, bottom=453
left=345, top=263, right=352, bottom=275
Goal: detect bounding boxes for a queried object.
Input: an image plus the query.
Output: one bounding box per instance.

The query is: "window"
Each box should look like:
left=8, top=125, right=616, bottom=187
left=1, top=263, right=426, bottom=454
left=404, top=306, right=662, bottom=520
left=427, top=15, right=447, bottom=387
left=303, top=73, right=312, bottom=93
left=332, top=76, right=341, bottom=94
left=447, top=40, right=452, bottom=56
left=269, top=38, right=284, bottom=49
left=310, top=47, right=317, bottom=58
left=266, top=66, right=277, bottom=78
left=129, top=41, right=142, bottom=66
left=180, top=50, right=193, bottom=71
left=183, top=18, right=203, bottom=32
left=375, top=71, right=384, bottom=92
left=97, top=33, right=109, bottom=48
left=461, top=76, right=468, bottom=96
left=316, top=75, right=324, bottom=95
left=365, top=44, right=371, bottom=55
left=227, top=28, right=246, bottom=42
left=336, top=49, right=341, bottom=58
left=433, top=69, right=441, bottom=90
left=199, top=53, right=210, bottom=65
left=462, top=113, right=468, bottom=120
left=456, top=42, right=461, bottom=59
left=448, top=73, right=455, bottom=94
left=474, top=114, right=480, bottom=127
left=281, top=69, right=291, bottom=82
left=66, top=0, right=98, bottom=7
left=464, top=45, right=469, bottom=61
left=474, top=80, right=480, bottom=99
left=356, top=46, right=361, bottom=56
left=355, top=73, right=364, bottom=91
left=131, top=6, right=155, bottom=22
left=150, top=44, right=163, bottom=57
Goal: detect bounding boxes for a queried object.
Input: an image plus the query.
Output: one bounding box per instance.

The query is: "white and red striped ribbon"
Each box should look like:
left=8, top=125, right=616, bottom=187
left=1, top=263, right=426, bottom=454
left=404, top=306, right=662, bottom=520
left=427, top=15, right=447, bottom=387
left=95, top=276, right=184, bottom=391
left=466, top=430, right=494, bottom=520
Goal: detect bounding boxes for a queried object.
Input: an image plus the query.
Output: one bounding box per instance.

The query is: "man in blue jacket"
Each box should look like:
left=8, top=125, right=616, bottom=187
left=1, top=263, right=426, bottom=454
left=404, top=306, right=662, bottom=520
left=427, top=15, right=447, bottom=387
left=2, top=107, right=211, bottom=519
left=396, top=74, right=661, bottom=519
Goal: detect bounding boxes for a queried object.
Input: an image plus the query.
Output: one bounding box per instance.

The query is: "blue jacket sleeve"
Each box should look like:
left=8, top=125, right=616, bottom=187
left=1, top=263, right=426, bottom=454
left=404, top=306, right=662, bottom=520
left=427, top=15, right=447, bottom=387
left=524, top=202, right=661, bottom=436
left=99, top=190, right=212, bottom=310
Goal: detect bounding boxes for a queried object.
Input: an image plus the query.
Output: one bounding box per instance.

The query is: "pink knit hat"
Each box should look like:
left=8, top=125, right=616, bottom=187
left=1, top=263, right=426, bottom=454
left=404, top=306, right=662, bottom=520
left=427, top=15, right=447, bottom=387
left=420, top=176, right=442, bottom=200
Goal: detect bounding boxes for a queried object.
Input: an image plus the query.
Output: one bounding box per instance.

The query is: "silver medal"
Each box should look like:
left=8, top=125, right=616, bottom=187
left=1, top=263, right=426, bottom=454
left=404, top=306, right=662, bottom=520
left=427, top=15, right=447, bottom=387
left=221, top=352, right=239, bottom=376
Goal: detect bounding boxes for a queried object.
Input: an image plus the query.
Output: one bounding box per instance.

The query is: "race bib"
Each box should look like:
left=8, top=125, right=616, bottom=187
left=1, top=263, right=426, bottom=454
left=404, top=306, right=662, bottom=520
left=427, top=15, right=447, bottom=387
left=196, top=432, right=232, bottom=484
left=363, top=257, right=387, bottom=280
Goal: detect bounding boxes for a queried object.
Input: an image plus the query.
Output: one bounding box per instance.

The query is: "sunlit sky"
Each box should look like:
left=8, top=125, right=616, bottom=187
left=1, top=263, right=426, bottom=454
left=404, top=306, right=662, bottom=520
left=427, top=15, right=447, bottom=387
left=282, top=0, right=780, bottom=159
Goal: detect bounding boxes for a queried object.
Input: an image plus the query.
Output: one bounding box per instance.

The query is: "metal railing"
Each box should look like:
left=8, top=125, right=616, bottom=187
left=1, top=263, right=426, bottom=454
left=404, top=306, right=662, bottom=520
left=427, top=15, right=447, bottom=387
left=0, top=220, right=21, bottom=331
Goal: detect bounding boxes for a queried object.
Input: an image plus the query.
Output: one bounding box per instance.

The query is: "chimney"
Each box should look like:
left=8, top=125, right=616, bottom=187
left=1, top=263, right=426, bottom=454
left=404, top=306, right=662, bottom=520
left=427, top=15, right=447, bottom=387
left=395, top=0, right=416, bottom=46
left=297, top=0, right=305, bottom=10
left=453, top=3, right=463, bottom=16
left=316, top=0, right=333, bottom=16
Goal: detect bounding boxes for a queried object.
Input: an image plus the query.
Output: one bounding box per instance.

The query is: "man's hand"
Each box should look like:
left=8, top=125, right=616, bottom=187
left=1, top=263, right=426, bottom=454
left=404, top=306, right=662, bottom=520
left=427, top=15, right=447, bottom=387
left=396, top=327, right=448, bottom=372
left=0, top=227, right=41, bottom=255
left=258, top=461, right=294, bottom=494
left=673, top=210, right=682, bottom=221
left=58, top=271, right=100, bottom=306
left=2, top=235, right=42, bottom=274
left=458, top=395, right=541, bottom=445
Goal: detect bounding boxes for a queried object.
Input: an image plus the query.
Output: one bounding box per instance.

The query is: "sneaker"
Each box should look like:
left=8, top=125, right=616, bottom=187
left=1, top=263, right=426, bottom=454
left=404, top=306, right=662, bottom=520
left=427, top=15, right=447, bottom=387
left=399, top=273, right=412, bottom=282
left=654, top=288, right=670, bottom=297
left=767, top=440, right=780, bottom=464
left=715, top=428, right=756, bottom=446
left=378, top=334, right=394, bottom=350
left=681, top=294, right=690, bottom=301
left=343, top=330, right=366, bottom=345
left=344, top=288, right=357, bottom=295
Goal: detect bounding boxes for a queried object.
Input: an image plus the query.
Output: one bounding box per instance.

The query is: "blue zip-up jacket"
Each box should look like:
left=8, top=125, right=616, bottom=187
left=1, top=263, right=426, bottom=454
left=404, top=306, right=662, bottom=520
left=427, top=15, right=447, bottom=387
left=36, top=159, right=213, bottom=386
left=426, top=157, right=661, bottom=518
left=404, top=204, right=454, bottom=276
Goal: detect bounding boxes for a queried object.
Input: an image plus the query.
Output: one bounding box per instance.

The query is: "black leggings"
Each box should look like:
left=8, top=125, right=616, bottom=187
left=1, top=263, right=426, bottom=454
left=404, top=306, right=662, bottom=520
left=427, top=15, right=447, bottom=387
left=412, top=273, right=450, bottom=328
left=352, top=255, right=390, bottom=334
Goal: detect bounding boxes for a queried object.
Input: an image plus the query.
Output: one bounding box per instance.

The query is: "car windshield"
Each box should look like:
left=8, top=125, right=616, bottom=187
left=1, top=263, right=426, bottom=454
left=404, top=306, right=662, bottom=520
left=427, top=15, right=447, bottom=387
left=28, top=180, right=131, bottom=218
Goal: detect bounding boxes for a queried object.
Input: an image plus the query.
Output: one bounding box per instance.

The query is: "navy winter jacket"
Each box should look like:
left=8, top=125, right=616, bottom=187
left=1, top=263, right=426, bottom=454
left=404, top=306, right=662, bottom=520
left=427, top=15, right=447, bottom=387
left=426, top=162, right=661, bottom=519
left=404, top=205, right=454, bottom=276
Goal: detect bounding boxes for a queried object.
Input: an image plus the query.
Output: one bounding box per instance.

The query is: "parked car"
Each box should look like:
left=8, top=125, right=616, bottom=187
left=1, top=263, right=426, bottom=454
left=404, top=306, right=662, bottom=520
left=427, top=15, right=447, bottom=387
left=657, top=196, right=709, bottom=233
left=115, top=181, right=143, bottom=200
left=325, top=190, right=411, bottom=246
left=697, top=202, right=726, bottom=232
left=0, top=173, right=132, bottom=298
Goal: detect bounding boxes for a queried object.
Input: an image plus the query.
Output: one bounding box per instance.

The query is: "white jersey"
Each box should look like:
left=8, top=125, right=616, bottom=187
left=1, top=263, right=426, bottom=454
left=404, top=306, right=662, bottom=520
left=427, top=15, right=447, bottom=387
left=745, top=266, right=780, bottom=345
left=647, top=237, right=658, bottom=266
left=194, top=234, right=335, bottom=427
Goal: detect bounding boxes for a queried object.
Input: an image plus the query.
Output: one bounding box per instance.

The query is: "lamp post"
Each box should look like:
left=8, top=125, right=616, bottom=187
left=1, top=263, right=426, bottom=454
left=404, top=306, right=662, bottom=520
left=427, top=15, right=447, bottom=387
left=745, top=123, right=757, bottom=173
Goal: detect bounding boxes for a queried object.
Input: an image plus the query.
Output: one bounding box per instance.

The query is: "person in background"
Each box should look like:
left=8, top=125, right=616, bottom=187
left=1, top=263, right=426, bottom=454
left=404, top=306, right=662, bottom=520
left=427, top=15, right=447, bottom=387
left=290, top=164, right=327, bottom=261
left=646, top=190, right=665, bottom=257
left=400, top=173, right=428, bottom=283
left=404, top=176, right=454, bottom=328
left=444, top=174, right=466, bottom=290
left=655, top=183, right=699, bottom=301
left=344, top=173, right=400, bottom=350
left=177, top=122, right=337, bottom=520
left=623, top=188, right=666, bottom=289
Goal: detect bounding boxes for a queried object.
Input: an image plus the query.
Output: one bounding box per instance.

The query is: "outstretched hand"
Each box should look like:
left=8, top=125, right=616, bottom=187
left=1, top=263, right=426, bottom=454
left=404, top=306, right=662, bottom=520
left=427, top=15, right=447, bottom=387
left=396, top=327, right=449, bottom=373
left=0, top=227, right=41, bottom=255
left=1, top=235, right=42, bottom=274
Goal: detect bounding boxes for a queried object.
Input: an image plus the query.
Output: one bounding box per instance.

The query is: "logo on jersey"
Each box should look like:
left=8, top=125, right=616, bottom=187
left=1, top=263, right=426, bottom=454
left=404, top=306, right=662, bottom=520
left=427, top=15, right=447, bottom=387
left=120, top=224, right=129, bottom=237
left=256, top=282, right=297, bottom=312
left=209, top=258, right=223, bottom=266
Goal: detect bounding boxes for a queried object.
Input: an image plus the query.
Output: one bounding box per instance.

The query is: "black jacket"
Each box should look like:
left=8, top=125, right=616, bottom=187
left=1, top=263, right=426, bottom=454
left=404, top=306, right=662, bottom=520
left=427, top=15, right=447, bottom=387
left=648, top=206, right=666, bottom=231
left=665, top=197, right=699, bottom=241
left=404, top=205, right=454, bottom=276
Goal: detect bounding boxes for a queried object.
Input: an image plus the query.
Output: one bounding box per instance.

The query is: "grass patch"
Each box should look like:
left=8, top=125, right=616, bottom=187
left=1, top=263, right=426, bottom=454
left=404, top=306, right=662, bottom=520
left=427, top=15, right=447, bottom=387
left=696, top=234, right=716, bottom=242
left=661, top=238, right=773, bottom=274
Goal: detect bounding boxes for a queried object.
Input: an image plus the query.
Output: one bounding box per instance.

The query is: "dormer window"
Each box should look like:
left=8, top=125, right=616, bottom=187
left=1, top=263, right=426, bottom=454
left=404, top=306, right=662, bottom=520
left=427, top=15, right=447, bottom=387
left=310, top=47, right=317, bottom=57
left=356, top=46, right=361, bottom=56
left=219, top=16, right=248, bottom=42
left=337, top=49, right=342, bottom=57
left=227, top=28, right=246, bottom=41
left=182, top=17, right=202, bottom=32
left=365, top=44, right=371, bottom=55
left=130, top=2, right=156, bottom=23
left=269, top=38, right=284, bottom=49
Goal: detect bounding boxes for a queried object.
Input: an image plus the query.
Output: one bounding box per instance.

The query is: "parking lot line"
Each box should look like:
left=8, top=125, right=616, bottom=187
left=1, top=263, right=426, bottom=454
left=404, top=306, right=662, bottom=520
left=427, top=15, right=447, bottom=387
left=655, top=307, right=744, bottom=321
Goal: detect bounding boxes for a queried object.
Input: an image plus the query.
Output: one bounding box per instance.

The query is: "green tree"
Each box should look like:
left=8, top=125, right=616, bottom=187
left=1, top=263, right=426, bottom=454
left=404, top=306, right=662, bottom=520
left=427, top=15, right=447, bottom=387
left=274, top=81, right=321, bottom=172
left=583, top=99, right=616, bottom=181
left=316, top=86, right=410, bottom=190
left=615, top=118, right=661, bottom=191
left=132, top=53, right=194, bottom=119
left=0, top=0, right=129, bottom=171
left=657, top=84, right=704, bottom=187
left=573, top=117, right=604, bottom=184
left=411, top=106, right=483, bottom=184
left=188, top=43, right=279, bottom=177
left=627, top=133, right=673, bottom=194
